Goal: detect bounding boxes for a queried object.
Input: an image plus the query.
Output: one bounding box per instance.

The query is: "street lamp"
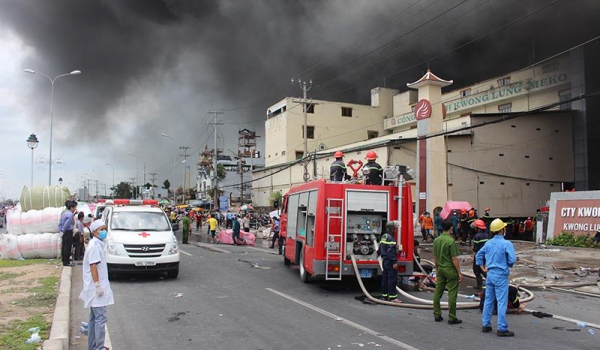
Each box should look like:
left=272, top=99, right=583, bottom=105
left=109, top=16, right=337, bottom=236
left=58, top=177, right=63, bottom=186
left=106, top=164, right=115, bottom=198
left=26, top=133, right=39, bottom=188
left=24, top=68, right=81, bottom=186
left=161, top=133, right=176, bottom=198
left=127, top=153, right=139, bottom=198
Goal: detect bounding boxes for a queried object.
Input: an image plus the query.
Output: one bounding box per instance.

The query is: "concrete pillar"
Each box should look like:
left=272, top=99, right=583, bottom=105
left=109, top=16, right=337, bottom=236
left=407, top=70, right=453, bottom=214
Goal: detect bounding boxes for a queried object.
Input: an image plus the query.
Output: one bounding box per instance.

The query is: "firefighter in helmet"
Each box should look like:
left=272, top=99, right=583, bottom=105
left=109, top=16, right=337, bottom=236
left=377, top=221, right=402, bottom=303
left=330, top=151, right=350, bottom=182
left=363, top=151, right=383, bottom=185
left=482, top=207, right=492, bottom=228
left=472, top=219, right=489, bottom=290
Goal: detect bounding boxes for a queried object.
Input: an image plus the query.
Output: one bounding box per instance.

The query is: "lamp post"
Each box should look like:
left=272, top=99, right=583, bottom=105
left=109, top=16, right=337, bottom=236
left=26, top=133, right=39, bottom=187
left=106, top=164, right=115, bottom=198
left=161, top=133, right=176, bottom=198
left=24, top=69, right=81, bottom=186
left=127, top=153, right=139, bottom=198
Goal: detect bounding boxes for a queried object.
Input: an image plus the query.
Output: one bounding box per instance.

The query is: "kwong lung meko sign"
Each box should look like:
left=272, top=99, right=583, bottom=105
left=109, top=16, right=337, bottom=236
left=384, top=71, right=569, bottom=130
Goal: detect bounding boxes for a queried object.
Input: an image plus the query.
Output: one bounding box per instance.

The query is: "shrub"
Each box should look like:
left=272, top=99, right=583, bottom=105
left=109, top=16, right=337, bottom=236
left=545, top=232, right=599, bottom=248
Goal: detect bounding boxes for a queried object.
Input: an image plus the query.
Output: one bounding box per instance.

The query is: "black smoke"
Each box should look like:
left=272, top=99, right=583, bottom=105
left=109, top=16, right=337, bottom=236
left=0, top=0, right=598, bottom=181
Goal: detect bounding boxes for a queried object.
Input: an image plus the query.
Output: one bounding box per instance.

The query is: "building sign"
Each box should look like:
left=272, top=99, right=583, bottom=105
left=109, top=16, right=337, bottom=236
left=446, top=72, right=569, bottom=114
left=552, top=199, right=600, bottom=236
left=384, top=112, right=416, bottom=129
left=384, top=71, right=569, bottom=130
left=415, top=99, right=432, bottom=120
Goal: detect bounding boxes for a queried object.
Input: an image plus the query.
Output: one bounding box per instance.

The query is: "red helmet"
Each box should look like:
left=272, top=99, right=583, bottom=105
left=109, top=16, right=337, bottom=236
left=334, top=151, right=344, bottom=158
left=474, top=219, right=486, bottom=230
left=461, top=209, right=467, bottom=214
left=365, top=151, right=378, bottom=161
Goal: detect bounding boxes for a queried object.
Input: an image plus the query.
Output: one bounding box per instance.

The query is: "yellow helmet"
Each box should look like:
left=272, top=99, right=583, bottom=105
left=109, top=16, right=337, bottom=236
left=490, top=218, right=507, bottom=233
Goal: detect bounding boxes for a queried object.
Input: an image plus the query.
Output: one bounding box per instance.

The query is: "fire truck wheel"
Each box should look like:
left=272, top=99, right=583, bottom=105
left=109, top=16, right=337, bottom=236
left=299, top=248, right=311, bottom=283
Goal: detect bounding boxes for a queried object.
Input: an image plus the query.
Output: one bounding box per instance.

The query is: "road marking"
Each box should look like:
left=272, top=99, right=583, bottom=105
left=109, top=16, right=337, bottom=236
left=180, top=250, right=192, bottom=257
left=192, top=242, right=231, bottom=254
left=244, top=245, right=279, bottom=255
left=266, top=288, right=420, bottom=350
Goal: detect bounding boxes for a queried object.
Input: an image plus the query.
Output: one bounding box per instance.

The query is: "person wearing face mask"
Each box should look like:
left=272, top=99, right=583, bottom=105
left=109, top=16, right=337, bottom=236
left=79, top=219, right=114, bottom=350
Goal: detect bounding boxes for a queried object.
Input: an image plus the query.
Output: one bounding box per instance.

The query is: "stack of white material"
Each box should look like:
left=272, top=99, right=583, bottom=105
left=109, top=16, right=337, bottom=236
left=1, top=201, right=65, bottom=260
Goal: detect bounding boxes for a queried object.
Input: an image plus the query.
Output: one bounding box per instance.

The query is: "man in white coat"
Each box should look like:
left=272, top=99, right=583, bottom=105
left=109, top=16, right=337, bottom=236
left=79, top=219, right=114, bottom=350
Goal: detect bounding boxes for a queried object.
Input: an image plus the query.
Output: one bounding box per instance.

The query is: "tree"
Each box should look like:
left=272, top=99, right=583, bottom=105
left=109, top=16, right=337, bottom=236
left=115, top=181, right=132, bottom=199
left=269, top=190, right=282, bottom=208
left=163, top=179, right=171, bottom=190
left=217, top=163, right=226, bottom=181
left=144, top=182, right=153, bottom=189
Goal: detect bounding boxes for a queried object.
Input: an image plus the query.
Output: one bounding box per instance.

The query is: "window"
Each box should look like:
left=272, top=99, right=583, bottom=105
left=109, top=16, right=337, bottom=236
left=367, top=130, right=379, bottom=139
left=302, top=126, right=315, bottom=139
left=341, top=107, right=353, bottom=117
left=306, top=103, right=314, bottom=114
left=559, top=90, right=572, bottom=110
left=542, top=62, right=559, bottom=74
left=460, top=88, right=471, bottom=97
left=281, top=150, right=286, bottom=156
left=498, top=103, right=512, bottom=113
left=295, top=151, right=304, bottom=160
left=497, top=76, right=511, bottom=87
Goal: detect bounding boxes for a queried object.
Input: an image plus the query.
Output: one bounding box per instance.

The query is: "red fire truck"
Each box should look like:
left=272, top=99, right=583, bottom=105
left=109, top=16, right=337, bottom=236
left=281, top=177, right=414, bottom=282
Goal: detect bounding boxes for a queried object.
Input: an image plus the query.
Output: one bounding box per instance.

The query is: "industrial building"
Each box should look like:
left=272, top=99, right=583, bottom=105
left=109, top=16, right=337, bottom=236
left=252, top=48, right=597, bottom=217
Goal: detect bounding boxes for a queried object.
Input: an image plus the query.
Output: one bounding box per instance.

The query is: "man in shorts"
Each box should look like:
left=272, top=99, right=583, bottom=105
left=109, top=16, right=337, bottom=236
left=207, top=215, right=218, bottom=243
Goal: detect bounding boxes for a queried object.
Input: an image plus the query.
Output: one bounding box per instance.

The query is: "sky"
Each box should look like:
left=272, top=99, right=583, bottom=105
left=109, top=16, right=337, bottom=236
left=0, top=0, right=598, bottom=200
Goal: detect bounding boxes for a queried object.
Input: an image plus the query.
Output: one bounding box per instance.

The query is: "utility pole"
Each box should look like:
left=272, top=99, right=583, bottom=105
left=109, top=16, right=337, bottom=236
left=238, top=129, right=259, bottom=205
left=129, top=177, right=136, bottom=198
left=149, top=173, right=158, bottom=187
left=292, top=78, right=316, bottom=182
left=180, top=146, right=191, bottom=203
left=291, top=78, right=314, bottom=158
left=208, top=111, right=224, bottom=210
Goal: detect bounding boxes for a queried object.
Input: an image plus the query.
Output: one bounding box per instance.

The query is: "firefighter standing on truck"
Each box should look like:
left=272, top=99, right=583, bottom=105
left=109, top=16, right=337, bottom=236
left=330, top=151, right=350, bottom=181
left=363, top=151, right=383, bottom=185
left=377, top=221, right=402, bottom=303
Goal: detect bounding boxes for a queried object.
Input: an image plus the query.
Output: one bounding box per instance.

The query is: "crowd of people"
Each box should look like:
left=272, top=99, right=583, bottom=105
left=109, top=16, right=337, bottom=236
left=418, top=207, right=539, bottom=245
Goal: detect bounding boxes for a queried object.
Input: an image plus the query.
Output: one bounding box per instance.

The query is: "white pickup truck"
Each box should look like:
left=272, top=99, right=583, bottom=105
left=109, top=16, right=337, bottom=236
left=102, top=202, right=180, bottom=279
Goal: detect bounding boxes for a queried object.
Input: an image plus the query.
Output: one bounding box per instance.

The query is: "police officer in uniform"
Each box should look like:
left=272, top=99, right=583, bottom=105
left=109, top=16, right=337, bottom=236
left=363, top=151, right=383, bottom=185
left=377, top=221, right=401, bottom=303
left=330, top=151, right=350, bottom=181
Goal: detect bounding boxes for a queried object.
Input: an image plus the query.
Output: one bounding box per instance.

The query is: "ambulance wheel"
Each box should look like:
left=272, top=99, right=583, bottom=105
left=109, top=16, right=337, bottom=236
left=167, top=268, right=179, bottom=279
left=299, top=248, right=311, bottom=283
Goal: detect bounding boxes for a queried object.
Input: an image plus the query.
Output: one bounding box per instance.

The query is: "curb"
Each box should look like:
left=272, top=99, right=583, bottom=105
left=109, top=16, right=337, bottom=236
left=43, top=266, right=71, bottom=350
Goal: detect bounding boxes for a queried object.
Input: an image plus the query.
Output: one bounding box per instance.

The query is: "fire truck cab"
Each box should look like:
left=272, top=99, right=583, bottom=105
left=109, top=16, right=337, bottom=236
left=281, top=176, right=414, bottom=283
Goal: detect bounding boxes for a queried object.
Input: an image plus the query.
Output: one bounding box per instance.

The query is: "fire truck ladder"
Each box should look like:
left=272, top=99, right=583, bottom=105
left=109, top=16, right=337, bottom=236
left=325, top=198, right=344, bottom=281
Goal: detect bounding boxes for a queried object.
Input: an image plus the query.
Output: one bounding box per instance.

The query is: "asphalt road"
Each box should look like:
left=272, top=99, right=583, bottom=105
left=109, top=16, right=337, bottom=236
left=86, top=231, right=599, bottom=350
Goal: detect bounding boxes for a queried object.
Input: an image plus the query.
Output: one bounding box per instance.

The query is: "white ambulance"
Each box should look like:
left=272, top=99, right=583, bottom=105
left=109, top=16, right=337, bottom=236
left=102, top=199, right=180, bottom=279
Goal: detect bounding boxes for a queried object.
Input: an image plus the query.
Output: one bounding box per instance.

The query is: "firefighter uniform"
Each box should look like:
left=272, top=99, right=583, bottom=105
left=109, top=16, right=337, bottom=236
left=482, top=208, right=492, bottom=228
left=459, top=210, right=469, bottom=243
left=363, top=161, right=383, bottom=185
left=377, top=229, right=398, bottom=301
left=472, top=220, right=489, bottom=289
left=330, top=159, right=349, bottom=181
left=467, top=209, right=477, bottom=244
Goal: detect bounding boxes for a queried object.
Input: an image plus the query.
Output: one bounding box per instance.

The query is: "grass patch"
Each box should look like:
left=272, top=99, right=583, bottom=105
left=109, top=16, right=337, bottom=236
left=13, top=277, right=59, bottom=309
left=0, top=259, right=60, bottom=269
left=0, top=272, right=25, bottom=282
left=0, top=287, right=29, bottom=295
left=0, top=314, right=49, bottom=350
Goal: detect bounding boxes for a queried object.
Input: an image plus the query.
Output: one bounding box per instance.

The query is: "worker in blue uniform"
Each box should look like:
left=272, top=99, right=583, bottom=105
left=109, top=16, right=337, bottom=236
left=377, top=221, right=401, bottom=303
left=476, top=218, right=517, bottom=337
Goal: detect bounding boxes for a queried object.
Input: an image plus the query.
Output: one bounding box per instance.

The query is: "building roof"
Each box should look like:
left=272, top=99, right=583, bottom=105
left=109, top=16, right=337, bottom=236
left=407, top=69, right=453, bottom=89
